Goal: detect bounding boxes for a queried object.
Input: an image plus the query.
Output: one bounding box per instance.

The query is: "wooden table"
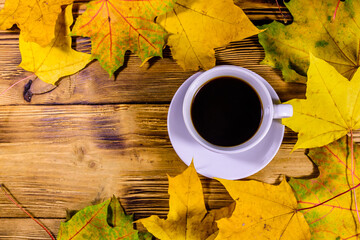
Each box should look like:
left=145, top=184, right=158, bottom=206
left=0, top=0, right=316, bottom=239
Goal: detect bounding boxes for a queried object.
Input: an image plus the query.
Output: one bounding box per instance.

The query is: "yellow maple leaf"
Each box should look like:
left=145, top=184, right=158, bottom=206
left=18, top=4, right=91, bottom=85
left=283, top=53, right=360, bottom=150
left=140, top=162, right=234, bottom=240
left=0, top=0, right=73, bottom=46
left=216, top=178, right=310, bottom=240
left=157, top=0, right=260, bottom=71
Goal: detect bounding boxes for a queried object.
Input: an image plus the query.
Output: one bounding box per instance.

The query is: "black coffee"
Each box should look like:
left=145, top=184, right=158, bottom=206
left=191, top=76, right=262, bottom=147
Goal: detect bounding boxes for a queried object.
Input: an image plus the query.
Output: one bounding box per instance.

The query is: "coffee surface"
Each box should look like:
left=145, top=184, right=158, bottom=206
left=191, top=76, right=262, bottom=147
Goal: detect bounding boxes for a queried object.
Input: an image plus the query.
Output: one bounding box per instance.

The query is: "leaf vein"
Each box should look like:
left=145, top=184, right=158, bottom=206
left=69, top=203, right=107, bottom=240
left=312, top=59, right=350, bottom=129
left=295, top=111, right=346, bottom=129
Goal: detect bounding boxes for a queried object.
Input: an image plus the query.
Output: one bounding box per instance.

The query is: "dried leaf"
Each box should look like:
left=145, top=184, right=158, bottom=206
left=216, top=178, right=310, bottom=240
left=157, top=0, right=260, bottom=71
left=258, top=0, right=360, bottom=83
left=18, top=4, right=91, bottom=85
left=0, top=0, right=73, bottom=46
left=282, top=54, right=360, bottom=150
left=71, top=0, right=176, bottom=76
left=290, top=136, right=360, bottom=239
left=58, top=196, right=140, bottom=239
left=140, top=162, right=234, bottom=240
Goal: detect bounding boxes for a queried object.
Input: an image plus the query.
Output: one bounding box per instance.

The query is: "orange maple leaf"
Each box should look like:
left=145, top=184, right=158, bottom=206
left=72, top=0, right=176, bottom=76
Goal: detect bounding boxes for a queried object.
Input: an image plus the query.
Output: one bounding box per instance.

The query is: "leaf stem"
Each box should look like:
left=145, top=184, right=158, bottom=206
left=332, top=0, right=341, bottom=21
left=274, top=0, right=286, bottom=22
left=297, top=182, right=360, bottom=212
left=0, top=185, right=56, bottom=240
left=350, top=130, right=360, bottom=224
left=0, top=74, right=35, bottom=97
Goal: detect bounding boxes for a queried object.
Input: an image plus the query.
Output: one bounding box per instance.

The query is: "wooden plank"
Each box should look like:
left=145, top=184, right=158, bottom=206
left=0, top=2, right=311, bottom=239
left=235, top=0, right=291, bottom=22
left=0, top=36, right=306, bottom=105
left=0, top=0, right=298, bottom=105
left=0, top=104, right=314, bottom=219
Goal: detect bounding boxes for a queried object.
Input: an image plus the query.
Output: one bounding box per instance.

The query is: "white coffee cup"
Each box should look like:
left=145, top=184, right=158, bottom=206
left=182, top=65, right=292, bottom=154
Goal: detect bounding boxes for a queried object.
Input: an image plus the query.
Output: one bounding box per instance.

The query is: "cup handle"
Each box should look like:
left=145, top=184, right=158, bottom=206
left=273, top=104, right=293, bottom=119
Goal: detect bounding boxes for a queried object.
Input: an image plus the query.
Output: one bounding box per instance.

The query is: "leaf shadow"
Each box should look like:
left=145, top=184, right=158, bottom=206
left=145, top=46, right=174, bottom=70
left=302, top=149, right=320, bottom=179
left=113, top=51, right=132, bottom=79
left=146, top=56, right=162, bottom=69
left=65, top=209, right=79, bottom=222
left=286, top=150, right=320, bottom=182
left=113, top=46, right=174, bottom=79
left=200, top=177, right=234, bottom=211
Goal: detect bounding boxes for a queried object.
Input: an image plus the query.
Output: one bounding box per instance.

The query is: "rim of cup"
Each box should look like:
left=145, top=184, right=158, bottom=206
left=182, top=65, right=274, bottom=154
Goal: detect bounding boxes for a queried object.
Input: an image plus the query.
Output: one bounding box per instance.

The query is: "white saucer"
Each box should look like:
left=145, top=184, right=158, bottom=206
left=167, top=72, right=285, bottom=180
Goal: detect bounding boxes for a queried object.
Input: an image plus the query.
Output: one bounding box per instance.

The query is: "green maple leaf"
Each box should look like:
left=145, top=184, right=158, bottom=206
left=58, top=196, right=148, bottom=239
left=290, top=136, right=360, bottom=239
left=258, top=0, right=360, bottom=83
left=71, top=0, right=176, bottom=76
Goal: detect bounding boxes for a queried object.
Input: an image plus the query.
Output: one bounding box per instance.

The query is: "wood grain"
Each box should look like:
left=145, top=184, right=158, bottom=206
left=0, top=218, right=61, bottom=240
left=0, top=37, right=305, bottom=105
left=0, top=1, right=317, bottom=239
left=0, top=105, right=314, bottom=221
left=0, top=0, right=298, bottom=106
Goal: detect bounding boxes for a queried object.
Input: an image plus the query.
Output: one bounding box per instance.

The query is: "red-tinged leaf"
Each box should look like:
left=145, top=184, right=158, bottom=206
left=215, top=179, right=310, bottom=240
left=57, top=196, right=140, bottom=239
left=71, top=0, right=176, bottom=76
left=290, top=135, right=360, bottom=239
